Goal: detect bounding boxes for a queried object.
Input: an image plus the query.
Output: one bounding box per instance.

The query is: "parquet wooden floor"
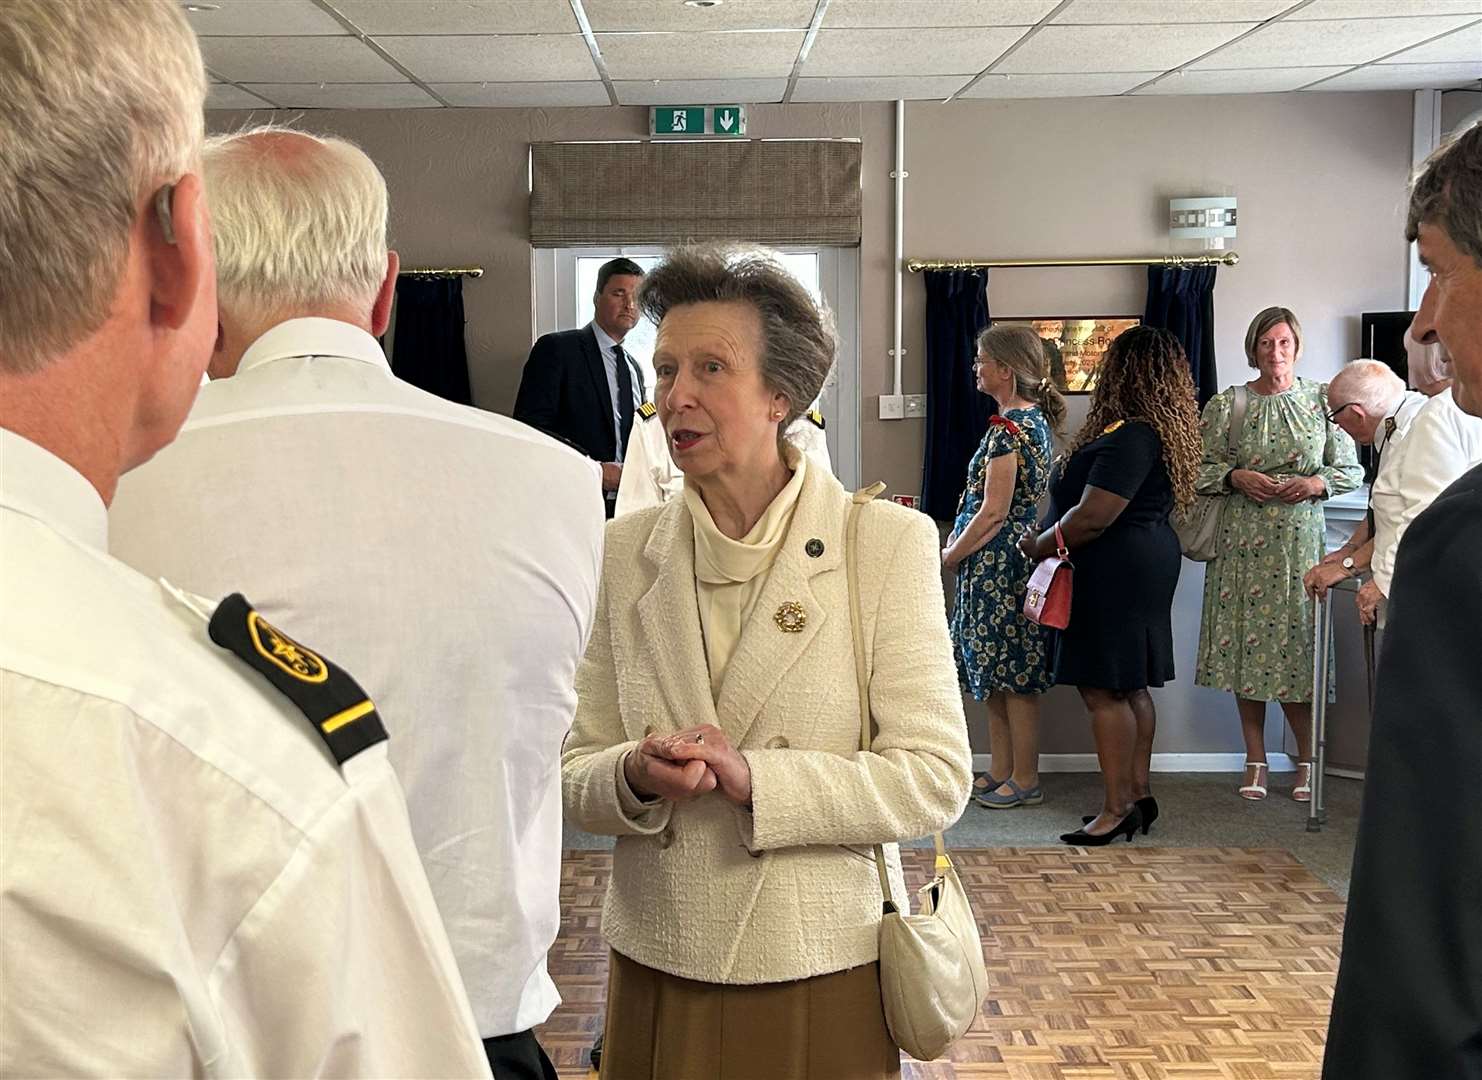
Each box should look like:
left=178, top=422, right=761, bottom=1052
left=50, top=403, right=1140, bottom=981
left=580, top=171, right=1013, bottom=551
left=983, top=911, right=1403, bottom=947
left=536, top=848, right=1344, bottom=1080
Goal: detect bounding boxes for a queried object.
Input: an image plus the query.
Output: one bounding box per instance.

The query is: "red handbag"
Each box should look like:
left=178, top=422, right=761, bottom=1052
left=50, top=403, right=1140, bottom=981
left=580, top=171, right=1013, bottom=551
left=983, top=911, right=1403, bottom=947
left=1023, top=523, right=1073, bottom=630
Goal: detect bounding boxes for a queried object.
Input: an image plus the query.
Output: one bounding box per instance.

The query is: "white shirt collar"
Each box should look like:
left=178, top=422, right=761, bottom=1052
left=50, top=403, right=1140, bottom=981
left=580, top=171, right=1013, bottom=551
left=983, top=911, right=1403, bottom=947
left=237, top=317, right=391, bottom=375
left=0, top=427, right=108, bottom=551
left=590, top=321, right=620, bottom=355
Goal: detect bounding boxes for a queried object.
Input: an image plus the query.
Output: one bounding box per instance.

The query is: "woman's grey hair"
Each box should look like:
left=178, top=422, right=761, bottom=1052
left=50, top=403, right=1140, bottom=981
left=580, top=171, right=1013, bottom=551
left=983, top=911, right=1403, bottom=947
left=975, top=324, right=1068, bottom=436
left=1243, top=306, right=1303, bottom=369
left=1407, top=119, right=1482, bottom=268
left=0, top=0, right=206, bottom=374
left=639, top=244, right=837, bottom=437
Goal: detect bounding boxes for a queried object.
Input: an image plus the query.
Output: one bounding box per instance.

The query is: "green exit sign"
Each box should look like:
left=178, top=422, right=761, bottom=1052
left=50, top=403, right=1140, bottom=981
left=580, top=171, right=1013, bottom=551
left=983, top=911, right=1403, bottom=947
left=650, top=105, right=747, bottom=139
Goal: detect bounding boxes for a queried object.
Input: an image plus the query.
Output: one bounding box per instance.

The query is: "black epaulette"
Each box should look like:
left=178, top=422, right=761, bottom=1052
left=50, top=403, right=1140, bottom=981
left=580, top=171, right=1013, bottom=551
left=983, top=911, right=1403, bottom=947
left=638, top=401, right=658, bottom=421
left=807, top=409, right=825, bottom=430
left=208, top=593, right=387, bottom=767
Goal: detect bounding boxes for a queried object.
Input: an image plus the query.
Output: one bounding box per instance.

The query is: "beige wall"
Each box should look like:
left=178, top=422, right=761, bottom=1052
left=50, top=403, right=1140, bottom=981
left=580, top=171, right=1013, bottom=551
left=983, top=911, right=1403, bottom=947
left=211, top=88, right=1413, bottom=759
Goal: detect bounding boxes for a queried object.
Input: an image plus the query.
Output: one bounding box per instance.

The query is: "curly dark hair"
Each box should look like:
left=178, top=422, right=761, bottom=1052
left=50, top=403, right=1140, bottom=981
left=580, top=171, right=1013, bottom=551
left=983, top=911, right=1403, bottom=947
left=1064, top=326, right=1202, bottom=512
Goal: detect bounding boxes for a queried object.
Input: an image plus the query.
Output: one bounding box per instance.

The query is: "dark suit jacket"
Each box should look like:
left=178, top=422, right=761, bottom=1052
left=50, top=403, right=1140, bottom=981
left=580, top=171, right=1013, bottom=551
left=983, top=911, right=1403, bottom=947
left=512, top=324, right=621, bottom=463
left=1323, top=461, right=1482, bottom=1080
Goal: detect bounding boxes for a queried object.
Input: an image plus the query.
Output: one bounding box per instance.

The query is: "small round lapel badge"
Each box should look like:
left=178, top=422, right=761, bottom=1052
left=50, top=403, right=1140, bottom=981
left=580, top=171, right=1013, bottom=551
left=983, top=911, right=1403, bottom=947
left=805, top=538, right=824, bottom=558
left=774, top=601, right=807, bottom=633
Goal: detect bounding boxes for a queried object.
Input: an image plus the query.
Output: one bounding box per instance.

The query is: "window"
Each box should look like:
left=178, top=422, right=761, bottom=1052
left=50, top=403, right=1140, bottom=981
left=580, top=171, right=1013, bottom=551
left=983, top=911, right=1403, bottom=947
left=533, top=246, right=859, bottom=488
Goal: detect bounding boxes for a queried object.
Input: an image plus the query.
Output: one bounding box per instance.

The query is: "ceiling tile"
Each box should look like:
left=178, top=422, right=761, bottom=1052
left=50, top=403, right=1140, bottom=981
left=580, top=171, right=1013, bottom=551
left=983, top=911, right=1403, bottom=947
left=585, top=0, right=816, bottom=31
left=1289, top=0, right=1482, bottom=18
left=1303, top=61, right=1482, bottom=89
left=791, top=75, right=970, bottom=100
left=597, top=30, right=805, bottom=80
left=1378, top=22, right=1482, bottom=63
left=185, top=0, right=346, bottom=36
left=432, top=81, right=612, bottom=106
left=378, top=34, right=598, bottom=82
left=334, top=0, right=577, bottom=34
left=1189, top=15, right=1479, bottom=68
left=205, top=84, right=281, bottom=109
left=823, top=0, right=1057, bottom=28
left=1134, top=66, right=1350, bottom=94
left=960, top=71, right=1155, bottom=97
left=613, top=78, right=788, bottom=104
left=998, top=22, right=1253, bottom=73
left=1053, top=0, right=1289, bottom=23
left=240, top=83, right=442, bottom=108
left=200, top=36, right=405, bottom=82
left=805, top=27, right=1026, bottom=77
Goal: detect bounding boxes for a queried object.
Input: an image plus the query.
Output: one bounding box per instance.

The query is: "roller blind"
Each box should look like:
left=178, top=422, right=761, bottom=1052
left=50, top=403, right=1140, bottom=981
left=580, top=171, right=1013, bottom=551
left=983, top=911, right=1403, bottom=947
left=530, top=140, right=861, bottom=247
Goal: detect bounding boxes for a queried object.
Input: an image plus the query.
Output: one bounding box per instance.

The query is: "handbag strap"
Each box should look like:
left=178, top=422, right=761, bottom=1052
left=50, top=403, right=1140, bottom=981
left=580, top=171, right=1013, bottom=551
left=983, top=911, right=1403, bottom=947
left=844, top=483, right=951, bottom=915
left=1227, top=385, right=1249, bottom=466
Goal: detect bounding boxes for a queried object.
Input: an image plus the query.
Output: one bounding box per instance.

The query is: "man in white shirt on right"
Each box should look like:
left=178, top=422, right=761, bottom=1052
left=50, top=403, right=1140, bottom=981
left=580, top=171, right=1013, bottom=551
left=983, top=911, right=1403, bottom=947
left=109, top=126, right=603, bottom=1079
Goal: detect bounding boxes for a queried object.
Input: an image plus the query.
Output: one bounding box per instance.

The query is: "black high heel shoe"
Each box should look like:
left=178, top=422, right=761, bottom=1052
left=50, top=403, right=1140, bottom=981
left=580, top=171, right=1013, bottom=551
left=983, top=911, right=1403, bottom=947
left=1085, top=796, right=1159, bottom=835
left=1062, top=806, right=1142, bottom=846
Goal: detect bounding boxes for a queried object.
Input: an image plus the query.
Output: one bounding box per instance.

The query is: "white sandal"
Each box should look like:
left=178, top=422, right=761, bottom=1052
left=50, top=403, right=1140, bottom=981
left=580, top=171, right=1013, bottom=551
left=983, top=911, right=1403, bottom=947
left=1239, top=761, right=1268, bottom=800
left=1292, top=761, right=1313, bottom=802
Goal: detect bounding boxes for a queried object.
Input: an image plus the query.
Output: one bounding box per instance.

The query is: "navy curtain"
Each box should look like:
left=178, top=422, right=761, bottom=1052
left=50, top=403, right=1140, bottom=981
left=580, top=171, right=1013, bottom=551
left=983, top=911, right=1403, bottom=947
left=922, top=269, right=991, bottom=522
left=1144, top=265, right=1218, bottom=407
left=390, top=276, right=474, bottom=406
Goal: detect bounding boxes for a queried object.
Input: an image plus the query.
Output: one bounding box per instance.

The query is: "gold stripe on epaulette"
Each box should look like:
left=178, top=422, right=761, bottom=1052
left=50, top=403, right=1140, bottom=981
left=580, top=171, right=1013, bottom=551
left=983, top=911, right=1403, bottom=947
left=322, top=699, right=375, bottom=734
left=638, top=401, right=658, bottom=420
left=807, top=409, right=825, bottom=429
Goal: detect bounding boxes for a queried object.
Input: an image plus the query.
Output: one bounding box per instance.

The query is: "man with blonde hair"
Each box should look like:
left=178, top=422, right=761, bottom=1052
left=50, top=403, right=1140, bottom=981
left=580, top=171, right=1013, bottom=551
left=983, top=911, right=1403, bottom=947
left=0, top=4, right=488, bottom=1076
left=110, top=126, right=603, bottom=1079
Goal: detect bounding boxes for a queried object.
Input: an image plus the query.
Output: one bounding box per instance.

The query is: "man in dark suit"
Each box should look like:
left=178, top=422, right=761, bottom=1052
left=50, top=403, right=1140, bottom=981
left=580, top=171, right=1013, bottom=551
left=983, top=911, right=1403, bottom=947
left=514, top=257, right=647, bottom=517
left=1323, top=118, right=1482, bottom=1080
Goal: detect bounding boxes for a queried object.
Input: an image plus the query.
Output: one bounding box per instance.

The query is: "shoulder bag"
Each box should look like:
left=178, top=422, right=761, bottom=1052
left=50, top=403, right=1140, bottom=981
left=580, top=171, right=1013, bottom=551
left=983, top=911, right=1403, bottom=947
left=1174, top=385, right=1249, bottom=561
left=846, top=486, right=988, bottom=1062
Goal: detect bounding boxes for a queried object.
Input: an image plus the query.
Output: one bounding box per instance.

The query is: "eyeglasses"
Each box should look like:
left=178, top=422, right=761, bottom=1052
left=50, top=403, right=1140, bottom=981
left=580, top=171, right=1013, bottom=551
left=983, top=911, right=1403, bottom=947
left=1325, top=401, right=1359, bottom=422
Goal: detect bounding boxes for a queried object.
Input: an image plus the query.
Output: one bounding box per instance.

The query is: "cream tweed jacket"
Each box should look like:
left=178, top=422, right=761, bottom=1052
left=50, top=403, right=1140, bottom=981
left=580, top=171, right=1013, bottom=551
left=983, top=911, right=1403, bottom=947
left=561, top=462, right=972, bottom=985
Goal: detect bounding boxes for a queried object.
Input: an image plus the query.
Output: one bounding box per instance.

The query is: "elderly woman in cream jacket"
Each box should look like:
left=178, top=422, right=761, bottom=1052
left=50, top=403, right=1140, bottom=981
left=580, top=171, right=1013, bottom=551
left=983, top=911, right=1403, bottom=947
left=562, top=245, right=972, bottom=1080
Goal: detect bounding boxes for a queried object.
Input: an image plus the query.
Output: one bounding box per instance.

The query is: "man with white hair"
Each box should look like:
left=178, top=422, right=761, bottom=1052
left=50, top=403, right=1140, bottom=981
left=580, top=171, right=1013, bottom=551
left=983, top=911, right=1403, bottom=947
left=110, top=126, right=603, bottom=1080
left=1323, top=118, right=1482, bottom=1079
left=0, top=4, right=487, bottom=1076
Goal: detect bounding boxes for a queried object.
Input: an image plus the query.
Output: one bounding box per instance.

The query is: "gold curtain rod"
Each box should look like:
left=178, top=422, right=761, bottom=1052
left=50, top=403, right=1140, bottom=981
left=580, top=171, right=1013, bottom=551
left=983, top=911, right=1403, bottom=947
left=906, top=253, right=1239, bottom=272
left=399, top=266, right=484, bottom=278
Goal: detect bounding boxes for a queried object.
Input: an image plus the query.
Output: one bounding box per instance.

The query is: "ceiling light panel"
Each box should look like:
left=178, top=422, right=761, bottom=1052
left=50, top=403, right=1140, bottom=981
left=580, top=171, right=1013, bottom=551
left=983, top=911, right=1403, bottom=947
left=997, top=22, right=1253, bottom=73
left=1134, top=66, right=1350, bottom=94
left=822, top=0, right=1058, bottom=28
left=240, top=82, right=442, bottom=108
left=613, top=77, right=788, bottom=104
left=1189, top=14, right=1479, bottom=68
left=182, top=0, right=345, bottom=36
left=377, top=34, right=599, bottom=82
left=332, top=0, right=578, bottom=35
left=431, top=81, right=612, bottom=106
left=805, top=27, right=1026, bottom=77
left=584, top=0, right=815, bottom=31
left=1305, top=61, right=1482, bottom=89
left=200, top=36, right=405, bottom=82
left=959, top=71, right=1155, bottom=97
left=597, top=30, right=805, bottom=80
left=1288, top=0, right=1482, bottom=18
left=1051, top=0, right=1289, bottom=23
left=791, top=75, right=969, bottom=100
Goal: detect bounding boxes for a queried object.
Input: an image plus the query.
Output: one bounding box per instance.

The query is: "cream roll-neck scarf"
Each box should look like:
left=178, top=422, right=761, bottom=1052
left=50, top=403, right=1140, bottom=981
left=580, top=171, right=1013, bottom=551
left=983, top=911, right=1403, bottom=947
left=683, top=448, right=808, bottom=700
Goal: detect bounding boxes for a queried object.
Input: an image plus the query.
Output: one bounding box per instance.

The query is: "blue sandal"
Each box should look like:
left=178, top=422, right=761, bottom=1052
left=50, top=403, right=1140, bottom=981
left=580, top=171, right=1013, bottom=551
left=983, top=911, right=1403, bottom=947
left=977, top=778, right=1044, bottom=809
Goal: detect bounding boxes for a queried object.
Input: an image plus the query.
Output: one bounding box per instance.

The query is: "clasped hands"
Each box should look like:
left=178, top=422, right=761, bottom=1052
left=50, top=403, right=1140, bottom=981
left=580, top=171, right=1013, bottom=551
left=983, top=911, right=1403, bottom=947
left=623, top=724, right=753, bottom=808
left=1230, top=469, right=1323, bottom=504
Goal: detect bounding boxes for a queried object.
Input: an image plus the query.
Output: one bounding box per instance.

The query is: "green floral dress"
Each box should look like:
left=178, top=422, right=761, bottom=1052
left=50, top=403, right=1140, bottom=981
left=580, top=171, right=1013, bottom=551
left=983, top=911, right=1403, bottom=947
left=1194, top=377, right=1362, bottom=702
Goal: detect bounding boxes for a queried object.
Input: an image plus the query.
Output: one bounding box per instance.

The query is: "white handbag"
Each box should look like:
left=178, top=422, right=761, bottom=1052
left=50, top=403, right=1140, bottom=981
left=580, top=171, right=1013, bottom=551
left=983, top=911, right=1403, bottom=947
left=846, top=484, right=989, bottom=1062
left=1175, top=385, right=1248, bottom=561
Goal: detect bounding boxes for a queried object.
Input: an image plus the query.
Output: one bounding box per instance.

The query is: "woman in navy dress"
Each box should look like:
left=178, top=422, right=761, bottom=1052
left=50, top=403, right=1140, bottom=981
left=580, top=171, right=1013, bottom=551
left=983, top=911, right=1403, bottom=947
left=1019, top=327, right=1202, bottom=844
left=944, top=326, right=1066, bottom=809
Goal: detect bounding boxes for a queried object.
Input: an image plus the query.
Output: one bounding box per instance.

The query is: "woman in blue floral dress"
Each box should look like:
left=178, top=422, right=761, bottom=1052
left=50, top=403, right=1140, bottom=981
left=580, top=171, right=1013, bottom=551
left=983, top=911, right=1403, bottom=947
left=944, top=325, right=1065, bottom=809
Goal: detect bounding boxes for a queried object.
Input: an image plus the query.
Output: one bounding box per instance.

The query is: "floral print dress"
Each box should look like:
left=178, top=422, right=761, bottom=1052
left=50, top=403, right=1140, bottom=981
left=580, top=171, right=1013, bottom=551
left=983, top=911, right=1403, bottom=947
left=949, top=407, right=1054, bottom=698
left=1194, top=377, right=1362, bottom=702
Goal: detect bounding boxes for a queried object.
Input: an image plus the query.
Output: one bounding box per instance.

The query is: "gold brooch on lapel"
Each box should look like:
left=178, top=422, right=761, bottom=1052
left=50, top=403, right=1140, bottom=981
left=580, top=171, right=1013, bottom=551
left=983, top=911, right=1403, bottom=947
left=774, top=601, right=807, bottom=633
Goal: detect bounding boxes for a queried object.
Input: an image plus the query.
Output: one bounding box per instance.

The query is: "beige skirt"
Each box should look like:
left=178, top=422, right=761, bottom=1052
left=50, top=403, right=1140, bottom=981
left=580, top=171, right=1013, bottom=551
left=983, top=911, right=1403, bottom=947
left=600, top=950, right=901, bottom=1080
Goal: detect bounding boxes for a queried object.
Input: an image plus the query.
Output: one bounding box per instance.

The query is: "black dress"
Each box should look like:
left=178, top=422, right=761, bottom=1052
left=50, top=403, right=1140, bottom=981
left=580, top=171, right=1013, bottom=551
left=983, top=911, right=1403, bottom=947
left=1045, top=421, right=1180, bottom=691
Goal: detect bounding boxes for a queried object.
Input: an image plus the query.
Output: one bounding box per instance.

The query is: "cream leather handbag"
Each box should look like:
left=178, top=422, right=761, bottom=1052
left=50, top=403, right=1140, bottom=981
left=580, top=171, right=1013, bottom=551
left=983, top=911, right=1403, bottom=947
left=846, top=484, right=989, bottom=1062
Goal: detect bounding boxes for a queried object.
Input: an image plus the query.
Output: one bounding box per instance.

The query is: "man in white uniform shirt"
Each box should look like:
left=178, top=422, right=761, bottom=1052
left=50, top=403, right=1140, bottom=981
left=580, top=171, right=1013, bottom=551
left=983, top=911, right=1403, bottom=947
left=1305, top=359, right=1482, bottom=624
left=0, top=5, right=487, bottom=1077
left=109, top=127, right=603, bottom=1079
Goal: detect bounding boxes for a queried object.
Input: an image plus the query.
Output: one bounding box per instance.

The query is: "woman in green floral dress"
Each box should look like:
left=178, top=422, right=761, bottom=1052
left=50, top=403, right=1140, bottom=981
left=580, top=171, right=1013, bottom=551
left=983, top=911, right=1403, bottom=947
left=1194, top=308, right=1362, bottom=801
